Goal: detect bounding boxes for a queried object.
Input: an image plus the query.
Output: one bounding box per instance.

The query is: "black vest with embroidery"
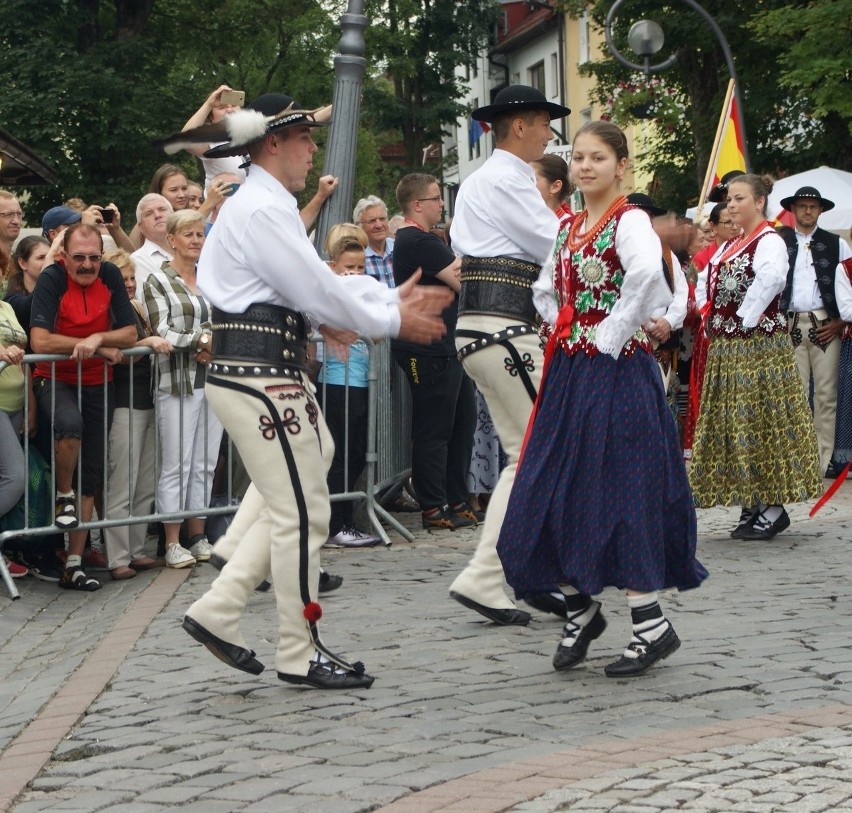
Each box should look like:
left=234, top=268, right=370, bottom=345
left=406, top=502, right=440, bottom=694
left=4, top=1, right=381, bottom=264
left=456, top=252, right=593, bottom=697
left=779, top=226, right=841, bottom=317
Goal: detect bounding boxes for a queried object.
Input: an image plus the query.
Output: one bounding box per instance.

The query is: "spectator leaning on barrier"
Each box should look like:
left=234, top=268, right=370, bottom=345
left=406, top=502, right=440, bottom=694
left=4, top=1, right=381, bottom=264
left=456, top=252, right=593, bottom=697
left=143, top=209, right=223, bottom=569
left=29, top=223, right=138, bottom=591
left=318, top=234, right=381, bottom=548
left=354, top=195, right=395, bottom=288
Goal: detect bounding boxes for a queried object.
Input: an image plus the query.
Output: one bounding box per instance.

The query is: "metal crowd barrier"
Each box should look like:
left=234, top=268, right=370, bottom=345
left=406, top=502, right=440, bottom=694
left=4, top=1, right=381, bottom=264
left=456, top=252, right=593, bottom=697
left=0, top=339, right=414, bottom=600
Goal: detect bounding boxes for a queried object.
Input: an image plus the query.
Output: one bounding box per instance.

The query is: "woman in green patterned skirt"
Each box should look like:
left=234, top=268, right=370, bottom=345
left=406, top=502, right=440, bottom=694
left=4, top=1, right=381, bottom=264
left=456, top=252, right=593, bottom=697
left=690, top=174, right=821, bottom=539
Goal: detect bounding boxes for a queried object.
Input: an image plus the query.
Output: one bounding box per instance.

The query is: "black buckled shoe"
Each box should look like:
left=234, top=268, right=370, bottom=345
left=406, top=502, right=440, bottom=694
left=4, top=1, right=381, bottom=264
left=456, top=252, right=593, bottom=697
left=739, top=507, right=790, bottom=540
left=450, top=591, right=531, bottom=626
left=604, top=625, right=680, bottom=678
left=525, top=592, right=568, bottom=618
left=553, top=604, right=607, bottom=671
left=182, top=615, right=265, bottom=675
left=278, top=660, right=375, bottom=690
left=730, top=507, right=756, bottom=539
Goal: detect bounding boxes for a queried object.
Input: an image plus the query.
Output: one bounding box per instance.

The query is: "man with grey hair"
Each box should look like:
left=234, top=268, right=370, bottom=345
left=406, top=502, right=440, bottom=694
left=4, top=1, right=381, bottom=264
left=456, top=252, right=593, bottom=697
left=130, top=194, right=174, bottom=291
left=354, top=195, right=394, bottom=288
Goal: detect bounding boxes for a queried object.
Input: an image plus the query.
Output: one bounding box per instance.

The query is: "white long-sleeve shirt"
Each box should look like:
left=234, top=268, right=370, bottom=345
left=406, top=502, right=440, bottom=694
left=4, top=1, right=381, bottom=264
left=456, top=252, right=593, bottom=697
left=451, top=148, right=558, bottom=264
left=198, top=165, right=400, bottom=338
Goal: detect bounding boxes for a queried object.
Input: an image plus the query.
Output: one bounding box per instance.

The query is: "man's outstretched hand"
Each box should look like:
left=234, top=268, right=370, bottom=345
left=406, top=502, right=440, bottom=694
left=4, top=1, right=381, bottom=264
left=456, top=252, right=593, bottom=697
left=396, top=270, right=454, bottom=345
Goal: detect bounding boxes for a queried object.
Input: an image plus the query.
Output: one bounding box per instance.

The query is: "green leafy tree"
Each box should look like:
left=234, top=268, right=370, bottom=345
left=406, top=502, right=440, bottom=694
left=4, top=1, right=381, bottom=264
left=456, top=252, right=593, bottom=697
left=0, top=0, right=350, bottom=223
left=361, top=0, right=499, bottom=180
left=750, top=0, right=852, bottom=169
left=558, top=0, right=849, bottom=211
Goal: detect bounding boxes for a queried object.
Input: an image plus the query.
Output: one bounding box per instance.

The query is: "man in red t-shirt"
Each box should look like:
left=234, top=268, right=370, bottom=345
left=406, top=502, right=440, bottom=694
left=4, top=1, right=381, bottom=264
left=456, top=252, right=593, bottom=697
left=30, top=224, right=137, bottom=591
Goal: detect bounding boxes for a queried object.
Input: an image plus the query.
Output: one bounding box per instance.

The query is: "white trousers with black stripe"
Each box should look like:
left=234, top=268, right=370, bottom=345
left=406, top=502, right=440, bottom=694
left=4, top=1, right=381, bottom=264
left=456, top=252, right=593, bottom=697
left=189, top=373, right=334, bottom=676
left=450, top=314, right=544, bottom=609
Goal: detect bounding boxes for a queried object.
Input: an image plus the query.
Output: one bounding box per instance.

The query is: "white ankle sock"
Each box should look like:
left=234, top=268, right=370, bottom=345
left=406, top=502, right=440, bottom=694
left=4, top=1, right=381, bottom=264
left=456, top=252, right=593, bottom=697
left=560, top=600, right=600, bottom=647
left=624, top=593, right=670, bottom=659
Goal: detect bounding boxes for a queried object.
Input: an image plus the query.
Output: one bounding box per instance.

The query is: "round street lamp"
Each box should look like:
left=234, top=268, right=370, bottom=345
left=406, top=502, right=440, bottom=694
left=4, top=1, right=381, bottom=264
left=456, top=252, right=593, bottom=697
left=604, top=0, right=750, bottom=169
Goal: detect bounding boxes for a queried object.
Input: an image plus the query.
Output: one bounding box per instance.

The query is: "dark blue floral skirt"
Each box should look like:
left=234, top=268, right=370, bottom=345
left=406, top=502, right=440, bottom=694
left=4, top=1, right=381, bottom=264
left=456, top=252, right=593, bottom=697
left=497, top=348, right=707, bottom=598
left=834, top=337, right=852, bottom=465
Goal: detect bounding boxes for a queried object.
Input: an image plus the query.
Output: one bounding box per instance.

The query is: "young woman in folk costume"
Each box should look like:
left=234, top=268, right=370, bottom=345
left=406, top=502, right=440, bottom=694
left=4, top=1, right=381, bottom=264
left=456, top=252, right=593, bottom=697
left=497, top=121, right=707, bottom=678
left=690, top=174, right=821, bottom=539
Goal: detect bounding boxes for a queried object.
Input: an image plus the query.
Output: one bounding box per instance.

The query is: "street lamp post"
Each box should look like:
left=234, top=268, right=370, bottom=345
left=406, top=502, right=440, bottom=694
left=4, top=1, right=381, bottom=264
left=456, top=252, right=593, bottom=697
left=604, top=0, right=750, bottom=170
left=314, top=0, right=368, bottom=255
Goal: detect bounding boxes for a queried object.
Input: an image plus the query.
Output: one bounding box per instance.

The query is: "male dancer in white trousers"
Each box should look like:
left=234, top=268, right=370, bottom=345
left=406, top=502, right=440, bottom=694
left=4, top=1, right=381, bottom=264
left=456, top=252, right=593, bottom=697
left=176, top=92, right=450, bottom=689
left=448, top=86, right=568, bottom=625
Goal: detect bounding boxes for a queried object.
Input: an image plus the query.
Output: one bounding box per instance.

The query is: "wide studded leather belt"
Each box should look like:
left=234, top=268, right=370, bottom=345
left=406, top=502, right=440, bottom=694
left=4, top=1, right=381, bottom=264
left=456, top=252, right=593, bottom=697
left=211, top=303, right=309, bottom=370
left=458, top=256, right=540, bottom=325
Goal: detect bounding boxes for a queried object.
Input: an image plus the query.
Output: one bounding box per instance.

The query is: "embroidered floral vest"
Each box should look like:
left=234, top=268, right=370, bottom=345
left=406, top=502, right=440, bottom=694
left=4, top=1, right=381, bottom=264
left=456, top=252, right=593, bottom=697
left=554, top=207, right=650, bottom=358
left=706, top=229, right=786, bottom=339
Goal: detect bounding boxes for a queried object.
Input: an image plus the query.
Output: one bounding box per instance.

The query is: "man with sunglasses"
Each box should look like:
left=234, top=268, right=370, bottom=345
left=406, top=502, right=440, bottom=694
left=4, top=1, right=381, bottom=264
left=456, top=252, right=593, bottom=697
left=30, top=224, right=137, bottom=591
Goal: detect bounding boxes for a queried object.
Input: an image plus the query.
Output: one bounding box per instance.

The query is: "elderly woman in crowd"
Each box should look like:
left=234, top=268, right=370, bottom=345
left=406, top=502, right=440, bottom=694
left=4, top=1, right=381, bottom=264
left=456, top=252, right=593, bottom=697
left=103, top=250, right=171, bottom=580
left=143, top=210, right=222, bottom=568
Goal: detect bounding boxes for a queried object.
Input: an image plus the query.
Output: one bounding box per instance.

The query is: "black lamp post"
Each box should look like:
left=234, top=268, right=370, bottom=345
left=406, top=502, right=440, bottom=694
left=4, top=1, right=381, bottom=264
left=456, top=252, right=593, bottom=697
left=604, top=0, right=750, bottom=170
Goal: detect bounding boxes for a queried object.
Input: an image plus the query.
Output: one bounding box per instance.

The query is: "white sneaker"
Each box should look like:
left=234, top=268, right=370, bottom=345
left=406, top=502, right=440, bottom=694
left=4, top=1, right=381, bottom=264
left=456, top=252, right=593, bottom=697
left=165, top=544, right=196, bottom=568
left=189, top=536, right=214, bottom=562
left=325, top=527, right=381, bottom=547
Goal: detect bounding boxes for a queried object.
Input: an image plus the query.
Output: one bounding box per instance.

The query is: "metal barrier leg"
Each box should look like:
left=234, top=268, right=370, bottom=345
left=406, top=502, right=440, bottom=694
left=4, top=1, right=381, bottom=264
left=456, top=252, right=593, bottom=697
left=0, top=552, right=21, bottom=599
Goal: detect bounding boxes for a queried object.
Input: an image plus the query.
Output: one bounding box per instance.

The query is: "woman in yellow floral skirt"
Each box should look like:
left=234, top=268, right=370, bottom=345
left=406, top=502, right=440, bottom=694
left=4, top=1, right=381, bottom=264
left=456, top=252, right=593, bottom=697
left=690, top=174, right=821, bottom=539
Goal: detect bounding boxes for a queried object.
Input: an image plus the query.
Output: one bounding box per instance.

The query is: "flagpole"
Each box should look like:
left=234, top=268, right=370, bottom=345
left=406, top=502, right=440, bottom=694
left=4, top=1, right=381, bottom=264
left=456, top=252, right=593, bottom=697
left=695, top=78, right=735, bottom=214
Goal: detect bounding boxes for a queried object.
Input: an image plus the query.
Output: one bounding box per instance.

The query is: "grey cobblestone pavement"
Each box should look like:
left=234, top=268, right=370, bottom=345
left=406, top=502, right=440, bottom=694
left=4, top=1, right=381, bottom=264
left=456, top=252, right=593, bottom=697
left=1, top=482, right=851, bottom=812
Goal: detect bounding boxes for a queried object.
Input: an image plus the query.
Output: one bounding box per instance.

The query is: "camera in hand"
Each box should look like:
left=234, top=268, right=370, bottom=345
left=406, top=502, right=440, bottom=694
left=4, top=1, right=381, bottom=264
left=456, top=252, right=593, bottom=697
left=100, top=208, right=115, bottom=224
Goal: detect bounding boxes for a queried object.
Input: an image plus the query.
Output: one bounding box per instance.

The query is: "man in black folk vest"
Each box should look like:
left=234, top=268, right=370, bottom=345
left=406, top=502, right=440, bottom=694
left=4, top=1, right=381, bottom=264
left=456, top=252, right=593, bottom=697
left=779, top=186, right=852, bottom=476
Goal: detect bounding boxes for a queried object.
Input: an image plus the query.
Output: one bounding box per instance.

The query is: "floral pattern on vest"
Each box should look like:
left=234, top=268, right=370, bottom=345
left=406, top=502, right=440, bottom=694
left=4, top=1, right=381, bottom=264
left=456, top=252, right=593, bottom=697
left=707, top=230, right=786, bottom=339
left=556, top=208, right=650, bottom=358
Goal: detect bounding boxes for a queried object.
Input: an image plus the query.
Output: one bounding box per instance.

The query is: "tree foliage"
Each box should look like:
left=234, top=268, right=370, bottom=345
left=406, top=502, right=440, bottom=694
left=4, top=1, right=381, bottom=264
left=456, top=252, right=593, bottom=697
left=361, top=0, right=499, bottom=176
left=0, top=0, right=357, bottom=224
left=558, top=0, right=851, bottom=212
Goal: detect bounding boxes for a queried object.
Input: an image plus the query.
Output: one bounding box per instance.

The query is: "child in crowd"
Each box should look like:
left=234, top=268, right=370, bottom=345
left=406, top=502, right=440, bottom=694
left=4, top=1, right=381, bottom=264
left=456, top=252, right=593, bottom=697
left=318, top=231, right=381, bottom=547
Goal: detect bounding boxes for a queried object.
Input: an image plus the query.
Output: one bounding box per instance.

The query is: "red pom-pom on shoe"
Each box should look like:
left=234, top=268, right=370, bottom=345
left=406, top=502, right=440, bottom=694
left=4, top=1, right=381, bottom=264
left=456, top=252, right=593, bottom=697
left=303, top=602, right=323, bottom=622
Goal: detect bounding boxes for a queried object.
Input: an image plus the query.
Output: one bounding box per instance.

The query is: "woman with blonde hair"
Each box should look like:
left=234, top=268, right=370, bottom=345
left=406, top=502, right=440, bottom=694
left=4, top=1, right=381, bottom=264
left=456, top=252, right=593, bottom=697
left=143, top=209, right=223, bottom=568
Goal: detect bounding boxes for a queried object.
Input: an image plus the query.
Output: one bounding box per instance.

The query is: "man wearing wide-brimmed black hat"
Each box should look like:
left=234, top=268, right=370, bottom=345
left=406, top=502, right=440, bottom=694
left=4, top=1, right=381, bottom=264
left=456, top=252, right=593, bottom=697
left=178, top=92, right=452, bottom=690
left=778, top=186, right=852, bottom=477
left=448, top=85, right=569, bottom=626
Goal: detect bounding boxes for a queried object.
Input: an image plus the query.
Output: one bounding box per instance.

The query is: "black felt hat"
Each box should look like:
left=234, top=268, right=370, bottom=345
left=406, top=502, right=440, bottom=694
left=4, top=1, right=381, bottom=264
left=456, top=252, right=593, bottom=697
left=707, top=170, right=746, bottom=203
left=471, top=85, right=570, bottom=123
left=155, top=93, right=328, bottom=158
left=626, top=192, right=667, bottom=217
left=780, top=185, right=835, bottom=212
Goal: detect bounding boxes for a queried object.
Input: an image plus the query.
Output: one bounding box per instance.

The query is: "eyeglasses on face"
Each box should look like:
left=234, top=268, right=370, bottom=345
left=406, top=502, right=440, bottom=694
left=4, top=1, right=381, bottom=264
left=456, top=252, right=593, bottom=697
left=0, top=211, right=22, bottom=219
left=69, top=254, right=102, bottom=263
left=416, top=196, right=443, bottom=203
left=361, top=217, right=388, bottom=226
left=718, top=220, right=735, bottom=228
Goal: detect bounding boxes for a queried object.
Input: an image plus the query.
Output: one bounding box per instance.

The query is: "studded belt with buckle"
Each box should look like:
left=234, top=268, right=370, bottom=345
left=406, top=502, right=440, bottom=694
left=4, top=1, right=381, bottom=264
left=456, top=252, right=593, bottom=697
left=211, top=303, right=309, bottom=371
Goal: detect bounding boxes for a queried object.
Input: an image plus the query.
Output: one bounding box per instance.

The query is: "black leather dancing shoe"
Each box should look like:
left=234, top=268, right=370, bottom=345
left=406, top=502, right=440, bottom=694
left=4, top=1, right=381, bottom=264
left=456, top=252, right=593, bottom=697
left=278, top=660, right=375, bottom=689
left=525, top=592, right=569, bottom=618
left=182, top=615, right=265, bottom=675
left=730, top=507, right=756, bottom=539
left=552, top=607, right=607, bottom=671
left=450, top=591, right=531, bottom=625
left=319, top=571, right=343, bottom=593
left=604, top=625, right=680, bottom=678
left=739, top=508, right=790, bottom=540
